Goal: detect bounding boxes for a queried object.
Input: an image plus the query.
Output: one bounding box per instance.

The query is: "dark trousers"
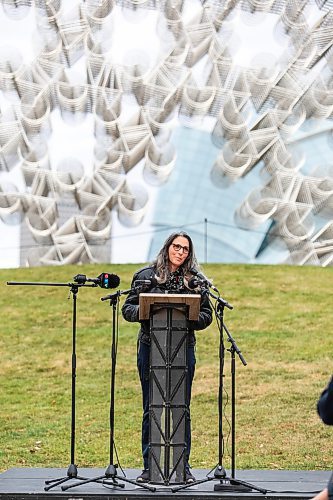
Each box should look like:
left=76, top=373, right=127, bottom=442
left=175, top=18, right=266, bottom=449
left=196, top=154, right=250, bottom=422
left=137, top=340, right=196, bottom=470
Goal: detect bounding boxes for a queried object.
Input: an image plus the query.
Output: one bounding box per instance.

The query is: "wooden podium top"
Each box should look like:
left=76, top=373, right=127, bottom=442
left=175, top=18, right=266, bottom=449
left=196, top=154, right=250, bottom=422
left=139, top=293, right=200, bottom=321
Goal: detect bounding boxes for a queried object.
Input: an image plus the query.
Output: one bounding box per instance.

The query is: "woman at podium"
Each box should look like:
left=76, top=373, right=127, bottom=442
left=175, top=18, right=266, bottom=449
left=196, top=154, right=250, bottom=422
left=122, top=231, right=212, bottom=484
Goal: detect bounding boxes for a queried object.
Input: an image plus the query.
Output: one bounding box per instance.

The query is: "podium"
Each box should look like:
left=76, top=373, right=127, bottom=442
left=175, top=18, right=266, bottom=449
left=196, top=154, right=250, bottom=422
left=139, top=293, right=200, bottom=485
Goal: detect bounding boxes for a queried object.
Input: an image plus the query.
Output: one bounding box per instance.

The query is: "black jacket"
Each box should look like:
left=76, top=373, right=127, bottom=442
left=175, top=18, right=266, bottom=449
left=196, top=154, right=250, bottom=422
left=317, top=375, right=333, bottom=425
left=121, top=266, right=213, bottom=346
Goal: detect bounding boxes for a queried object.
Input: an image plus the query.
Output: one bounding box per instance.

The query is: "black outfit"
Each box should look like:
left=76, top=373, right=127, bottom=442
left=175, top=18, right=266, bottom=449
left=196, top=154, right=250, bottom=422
left=317, top=375, right=333, bottom=425
left=122, top=265, right=212, bottom=471
left=317, top=376, right=333, bottom=498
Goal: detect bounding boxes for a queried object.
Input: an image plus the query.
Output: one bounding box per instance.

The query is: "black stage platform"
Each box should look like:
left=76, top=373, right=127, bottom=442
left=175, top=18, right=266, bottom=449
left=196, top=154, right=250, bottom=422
left=0, top=468, right=329, bottom=500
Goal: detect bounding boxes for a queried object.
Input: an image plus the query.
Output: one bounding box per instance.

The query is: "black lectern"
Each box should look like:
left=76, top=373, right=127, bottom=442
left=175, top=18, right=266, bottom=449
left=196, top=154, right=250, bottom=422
left=139, top=293, right=200, bottom=485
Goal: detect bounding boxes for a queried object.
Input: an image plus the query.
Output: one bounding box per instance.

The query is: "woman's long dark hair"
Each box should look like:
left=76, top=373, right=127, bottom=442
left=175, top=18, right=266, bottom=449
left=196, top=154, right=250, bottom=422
left=152, top=231, right=200, bottom=282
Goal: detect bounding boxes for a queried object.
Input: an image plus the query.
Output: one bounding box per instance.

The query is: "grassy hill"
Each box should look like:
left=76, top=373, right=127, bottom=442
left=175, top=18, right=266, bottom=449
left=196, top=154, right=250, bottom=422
left=1, top=263, right=332, bottom=472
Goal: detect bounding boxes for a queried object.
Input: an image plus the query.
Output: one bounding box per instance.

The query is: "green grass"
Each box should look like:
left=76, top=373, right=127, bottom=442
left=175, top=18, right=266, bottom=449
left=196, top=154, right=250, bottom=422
left=1, top=263, right=333, bottom=472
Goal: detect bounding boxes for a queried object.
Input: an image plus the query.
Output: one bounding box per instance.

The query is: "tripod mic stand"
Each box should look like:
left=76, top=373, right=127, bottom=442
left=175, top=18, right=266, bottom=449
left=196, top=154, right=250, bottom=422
left=172, top=290, right=266, bottom=495
left=7, top=280, right=97, bottom=491
left=63, top=289, right=156, bottom=492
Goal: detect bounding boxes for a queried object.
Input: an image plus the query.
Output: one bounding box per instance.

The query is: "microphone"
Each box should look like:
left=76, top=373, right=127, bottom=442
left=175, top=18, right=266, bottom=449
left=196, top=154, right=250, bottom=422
left=98, top=273, right=120, bottom=289
left=188, top=276, right=208, bottom=290
left=189, top=269, right=219, bottom=293
left=133, top=277, right=158, bottom=290
left=73, top=272, right=120, bottom=289
left=190, top=269, right=233, bottom=309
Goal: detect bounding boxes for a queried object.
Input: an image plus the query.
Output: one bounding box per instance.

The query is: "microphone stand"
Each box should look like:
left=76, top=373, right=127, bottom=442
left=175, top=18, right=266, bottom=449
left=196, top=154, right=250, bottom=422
left=172, top=287, right=266, bottom=494
left=6, top=280, right=97, bottom=491
left=63, top=288, right=156, bottom=493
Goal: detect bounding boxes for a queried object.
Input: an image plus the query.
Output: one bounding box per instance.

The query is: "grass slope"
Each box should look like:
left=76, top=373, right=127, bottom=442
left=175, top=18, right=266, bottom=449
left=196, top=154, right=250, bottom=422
left=1, top=263, right=332, bottom=472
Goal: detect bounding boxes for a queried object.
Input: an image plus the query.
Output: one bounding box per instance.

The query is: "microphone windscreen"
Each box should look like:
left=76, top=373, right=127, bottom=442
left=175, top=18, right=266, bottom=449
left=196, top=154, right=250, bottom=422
left=99, top=273, right=120, bottom=289
left=150, top=276, right=158, bottom=288
left=187, top=277, right=198, bottom=289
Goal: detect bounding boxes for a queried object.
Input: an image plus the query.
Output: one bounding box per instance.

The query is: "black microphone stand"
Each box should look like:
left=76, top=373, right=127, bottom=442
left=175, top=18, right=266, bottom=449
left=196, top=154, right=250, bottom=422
left=172, top=287, right=266, bottom=494
left=63, top=288, right=156, bottom=492
left=6, top=280, right=97, bottom=491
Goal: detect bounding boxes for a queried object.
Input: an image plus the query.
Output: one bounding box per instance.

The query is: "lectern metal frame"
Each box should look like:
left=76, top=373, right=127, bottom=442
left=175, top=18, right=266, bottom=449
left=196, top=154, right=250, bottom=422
left=139, top=294, right=200, bottom=486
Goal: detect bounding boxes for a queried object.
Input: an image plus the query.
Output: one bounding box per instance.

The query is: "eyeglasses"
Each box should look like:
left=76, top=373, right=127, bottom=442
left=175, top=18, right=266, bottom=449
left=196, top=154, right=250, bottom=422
left=171, top=243, right=189, bottom=254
